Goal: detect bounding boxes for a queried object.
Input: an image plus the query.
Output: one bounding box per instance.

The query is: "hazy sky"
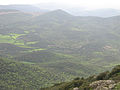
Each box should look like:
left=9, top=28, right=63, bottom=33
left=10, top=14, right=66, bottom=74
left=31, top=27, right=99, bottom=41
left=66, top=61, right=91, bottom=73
left=1, top=0, right=120, bottom=10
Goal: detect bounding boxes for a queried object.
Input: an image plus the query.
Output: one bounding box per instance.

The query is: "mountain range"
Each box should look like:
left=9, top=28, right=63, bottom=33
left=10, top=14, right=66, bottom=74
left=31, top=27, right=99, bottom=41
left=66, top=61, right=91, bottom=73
left=0, top=7, right=120, bottom=89
left=35, top=3, right=120, bottom=17
left=1, top=4, right=120, bottom=17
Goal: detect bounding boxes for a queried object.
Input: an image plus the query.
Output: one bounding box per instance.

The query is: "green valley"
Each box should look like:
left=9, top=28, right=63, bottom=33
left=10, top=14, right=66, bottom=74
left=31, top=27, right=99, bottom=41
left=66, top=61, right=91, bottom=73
left=0, top=8, right=120, bottom=89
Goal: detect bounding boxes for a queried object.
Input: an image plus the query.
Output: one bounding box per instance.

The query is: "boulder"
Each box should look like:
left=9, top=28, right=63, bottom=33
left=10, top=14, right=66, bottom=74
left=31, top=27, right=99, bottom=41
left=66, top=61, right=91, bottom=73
left=90, top=80, right=116, bottom=90
left=73, top=87, right=79, bottom=90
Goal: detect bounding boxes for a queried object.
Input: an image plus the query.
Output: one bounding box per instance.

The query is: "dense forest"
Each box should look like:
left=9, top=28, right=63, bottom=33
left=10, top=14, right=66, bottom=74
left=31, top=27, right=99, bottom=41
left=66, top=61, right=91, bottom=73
left=0, top=57, right=120, bottom=90
left=0, top=57, right=73, bottom=89
left=43, top=65, right=120, bottom=90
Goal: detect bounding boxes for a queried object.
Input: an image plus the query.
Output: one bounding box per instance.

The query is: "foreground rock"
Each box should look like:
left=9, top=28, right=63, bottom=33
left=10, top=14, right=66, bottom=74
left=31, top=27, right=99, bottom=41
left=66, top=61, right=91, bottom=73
left=73, top=87, right=79, bottom=90
left=89, top=80, right=116, bottom=90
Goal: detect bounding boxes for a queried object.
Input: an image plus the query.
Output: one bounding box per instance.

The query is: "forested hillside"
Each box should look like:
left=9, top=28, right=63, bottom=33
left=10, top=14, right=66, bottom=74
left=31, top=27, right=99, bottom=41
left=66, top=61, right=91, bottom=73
left=0, top=57, right=74, bottom=89
left=1, top=57, right=120, bottom=90
left=1, top=9, right=120, bottom=88
left=43, top=65, right=120, bottom=90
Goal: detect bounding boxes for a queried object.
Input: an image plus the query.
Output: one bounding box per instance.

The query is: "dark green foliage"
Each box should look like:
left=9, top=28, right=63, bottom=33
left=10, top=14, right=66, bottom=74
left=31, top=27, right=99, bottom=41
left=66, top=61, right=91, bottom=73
left=14, top=51, right=68, bottom=63
left=1, top=9, right=120, bottom=89
left=0, top=58, right=73, bottom=89
left=109, top=65, right=120, bottom=76
left=96, top=71, right=109, bottom=80
left=45, top=65, right=120, bottom=90
left=108, top=65, right=120, bottom=81
left=74, top=77, right=80, bottom=80
left=45, top=79, right=90, bottom=90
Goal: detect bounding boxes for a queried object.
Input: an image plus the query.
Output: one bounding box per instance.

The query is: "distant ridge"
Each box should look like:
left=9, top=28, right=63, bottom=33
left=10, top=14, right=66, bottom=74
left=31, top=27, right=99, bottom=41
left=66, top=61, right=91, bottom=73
left=68, top=8, right=120, bottom=17
left=42, top=9, right=73, bottom=17
left=0, top=5, right=49, bottom=12
left=33, top=9, right=73, bottom=22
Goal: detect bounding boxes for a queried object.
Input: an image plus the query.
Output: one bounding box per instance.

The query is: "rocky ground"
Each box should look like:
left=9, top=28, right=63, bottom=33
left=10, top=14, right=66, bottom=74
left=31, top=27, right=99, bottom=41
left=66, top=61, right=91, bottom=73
left=89, top=80, right=116, bottom=90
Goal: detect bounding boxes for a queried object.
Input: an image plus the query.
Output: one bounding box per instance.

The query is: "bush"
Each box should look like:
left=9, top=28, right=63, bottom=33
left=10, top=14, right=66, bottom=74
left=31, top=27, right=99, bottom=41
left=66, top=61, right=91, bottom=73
left=109, top=65, right=120, bottom=76
left=96, top=71, right=109, bottom=80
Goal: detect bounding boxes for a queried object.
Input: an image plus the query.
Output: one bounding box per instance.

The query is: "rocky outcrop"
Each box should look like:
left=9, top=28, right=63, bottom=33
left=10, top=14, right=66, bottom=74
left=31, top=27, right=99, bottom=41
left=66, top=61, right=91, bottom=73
left=89, top=80, right=116, bottom=90
left=73, top=87, right=79, bottom=90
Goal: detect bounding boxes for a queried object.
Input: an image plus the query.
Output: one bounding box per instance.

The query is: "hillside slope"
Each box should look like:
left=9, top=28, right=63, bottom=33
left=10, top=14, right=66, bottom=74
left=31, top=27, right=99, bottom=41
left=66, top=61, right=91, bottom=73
left=0, top=58, right=75, bottom=89
left=1, top=9, right=120, bottom=86
left=44, top=65, right=120, bottom=90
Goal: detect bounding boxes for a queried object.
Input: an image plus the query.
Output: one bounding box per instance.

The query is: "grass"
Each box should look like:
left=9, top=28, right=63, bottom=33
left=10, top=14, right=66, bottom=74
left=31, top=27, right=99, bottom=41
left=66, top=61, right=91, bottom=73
left=55, top=53, right=74, bottom=58
left=27, top=48, right=46, bottom=52
left=93, top=52, right=104, bottom=55
left=0, top=33, right=46, bottom=50
left=26, top=41, right=38, bottom=45
left=22, top=48, right=46, bottom=53
left=18, top=45, right=34, bottom=48
left=9, top=33, right=25, bottom=39
left=0, top=33, right=39, bottom=49
left=0, top=34, right=14, bottom=43
left=0, top=34, right=24, bottom=44
left=24, top=31, right=29, bottom=34
left=114, top=83, right=120, bottom=89
left=21, top=61, right=35, bottom=64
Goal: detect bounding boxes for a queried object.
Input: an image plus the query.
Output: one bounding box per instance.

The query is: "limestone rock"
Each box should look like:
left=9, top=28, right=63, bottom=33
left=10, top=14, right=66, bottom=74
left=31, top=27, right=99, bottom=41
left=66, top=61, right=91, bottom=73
left=109, top=84, right=116, bottom=89
left=96, top=86, right=109, bottom=90
left=90, top=80, right=116, bottom=90
left=73, top=87, right=79, bottom=90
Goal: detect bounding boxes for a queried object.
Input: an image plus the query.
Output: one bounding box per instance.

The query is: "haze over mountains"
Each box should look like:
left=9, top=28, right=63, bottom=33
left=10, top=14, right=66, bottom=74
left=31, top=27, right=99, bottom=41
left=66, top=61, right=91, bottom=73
left=0, top=4, right=120, bottom=89
left=1, top=4, right=120, bottom=17
left=0, top=5, right=48, bottom=12
left=35, top=3, right=120, bottom=17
